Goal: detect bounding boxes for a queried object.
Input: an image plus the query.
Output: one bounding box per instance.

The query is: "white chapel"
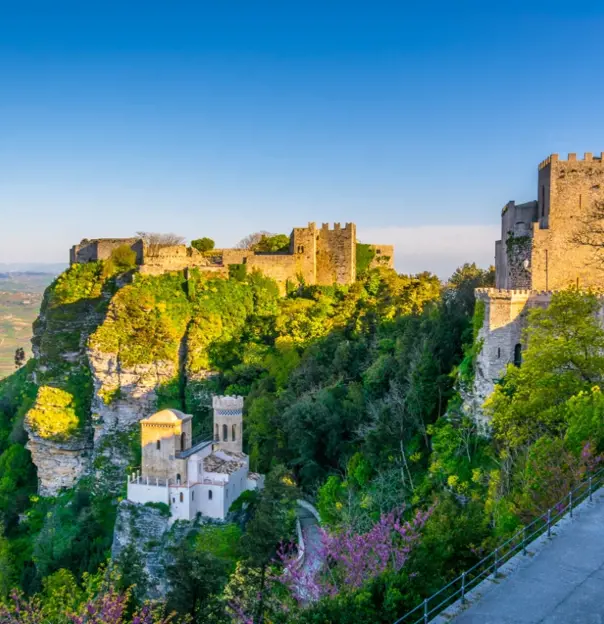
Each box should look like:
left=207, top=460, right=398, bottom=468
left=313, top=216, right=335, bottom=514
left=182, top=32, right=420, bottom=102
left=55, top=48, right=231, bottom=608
left=126, top=396, right=263, bottom=521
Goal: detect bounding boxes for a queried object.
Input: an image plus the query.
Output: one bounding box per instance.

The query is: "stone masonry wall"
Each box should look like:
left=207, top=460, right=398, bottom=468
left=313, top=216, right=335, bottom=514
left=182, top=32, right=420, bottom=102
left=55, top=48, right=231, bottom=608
left=71, top=222, right=394, bottom=289
left=70, top=239, right=143, bottom=265
left=531, top=154, right=604, bottom=291
left=472, top=289, right=552, bottom=425
left=369, top=244, right=395, bottom=269
left=316, top=222, right=356, bottom=285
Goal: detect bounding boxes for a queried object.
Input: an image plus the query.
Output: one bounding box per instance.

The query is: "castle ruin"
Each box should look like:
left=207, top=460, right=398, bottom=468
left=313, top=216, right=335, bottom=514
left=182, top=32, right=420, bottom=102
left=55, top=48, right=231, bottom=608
left=70, top=222, right=394, bottom=292
left=474, top=153, right=604, bottom=415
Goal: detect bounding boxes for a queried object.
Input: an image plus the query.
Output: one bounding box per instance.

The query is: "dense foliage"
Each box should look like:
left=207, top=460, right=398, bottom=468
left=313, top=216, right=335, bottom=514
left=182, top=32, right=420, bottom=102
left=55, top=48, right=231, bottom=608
left=4, top=257, right=604, bottom=623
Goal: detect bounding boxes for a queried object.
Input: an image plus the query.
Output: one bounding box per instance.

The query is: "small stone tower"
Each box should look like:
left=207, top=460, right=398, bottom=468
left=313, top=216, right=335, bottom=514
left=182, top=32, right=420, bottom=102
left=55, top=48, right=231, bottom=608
left=213, top=395, right=243, bottom=454
left=140, top=408, right=192, bottom=482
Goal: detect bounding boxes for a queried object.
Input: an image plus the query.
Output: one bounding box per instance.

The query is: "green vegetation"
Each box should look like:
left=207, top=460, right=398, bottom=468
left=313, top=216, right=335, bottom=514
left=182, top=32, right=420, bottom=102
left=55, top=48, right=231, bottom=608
left=356, top=242, right=376, bottom=276
left=251, top=233, right=290, bottom=253
left=4, top=254, right=604, bottom=623
left=190, top=237, right=215, bottom=253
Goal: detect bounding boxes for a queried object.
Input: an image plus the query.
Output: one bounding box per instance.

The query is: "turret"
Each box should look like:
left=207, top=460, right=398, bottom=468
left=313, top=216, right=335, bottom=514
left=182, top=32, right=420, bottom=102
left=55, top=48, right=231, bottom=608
left=212, top=395, right=243, bottom=454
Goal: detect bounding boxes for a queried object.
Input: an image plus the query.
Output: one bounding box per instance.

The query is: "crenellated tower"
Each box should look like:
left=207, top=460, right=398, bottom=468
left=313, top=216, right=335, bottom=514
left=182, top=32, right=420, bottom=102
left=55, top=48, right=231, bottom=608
left=212, top=395, right=243, bottom=454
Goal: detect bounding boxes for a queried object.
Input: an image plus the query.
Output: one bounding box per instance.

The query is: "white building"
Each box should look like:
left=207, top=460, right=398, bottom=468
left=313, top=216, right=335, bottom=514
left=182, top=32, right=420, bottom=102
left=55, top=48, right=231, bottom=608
left=127, top=396, right=264, bottom=522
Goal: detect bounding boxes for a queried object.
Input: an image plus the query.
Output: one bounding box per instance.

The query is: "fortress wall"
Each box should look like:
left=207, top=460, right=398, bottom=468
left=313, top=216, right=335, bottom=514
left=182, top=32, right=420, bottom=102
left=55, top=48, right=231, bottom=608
left=316, top=222, right=356, bottom=285
left=531, top=154, right=604, bottom=291
left=139, top=244, right=220, bottom=275
left=473, top=289, right=553, bottom=413
left=70, top=238, right=143, bottom=265
left=221, top=249, right=249, bottom=265
left=291, top=224, right=317, bottom=284
left=368, top=244, right=394, bottom=269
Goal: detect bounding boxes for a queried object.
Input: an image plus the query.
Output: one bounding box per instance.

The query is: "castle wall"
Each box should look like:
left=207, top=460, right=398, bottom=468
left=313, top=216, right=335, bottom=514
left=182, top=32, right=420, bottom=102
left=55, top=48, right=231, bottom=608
left=71, top=222, right=394, bottom=289
left=141, top=420, right=191, bottom=482
left=291, top=223, right=318, bottom=284
left=531, top=154, right=604, bottom=291
left=473, top=289, right=553, bottom=422
left=316, top=222, right=356, bottom=285
left=496, top=201, right=537, bottom=289
left=70, top=238, right=143, bottom=265
left=369, top=244, right=395, bottom=269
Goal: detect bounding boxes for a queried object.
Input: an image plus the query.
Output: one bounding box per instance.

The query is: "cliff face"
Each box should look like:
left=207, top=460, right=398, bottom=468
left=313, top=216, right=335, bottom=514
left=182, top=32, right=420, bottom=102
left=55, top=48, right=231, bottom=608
left=24, top=266, right=271, bottom=498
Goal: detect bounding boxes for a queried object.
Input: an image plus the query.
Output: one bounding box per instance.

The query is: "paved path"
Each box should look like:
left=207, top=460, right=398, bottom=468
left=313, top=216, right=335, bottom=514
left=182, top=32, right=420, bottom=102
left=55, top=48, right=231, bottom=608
left=297, top=503, right=322, bottom=578
left=447, top=490, right=604, bottom=624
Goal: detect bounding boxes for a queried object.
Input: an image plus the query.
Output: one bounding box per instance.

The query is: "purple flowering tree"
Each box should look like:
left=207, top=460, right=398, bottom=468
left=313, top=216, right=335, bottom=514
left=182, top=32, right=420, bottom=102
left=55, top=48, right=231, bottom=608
left=277, top=505, right=433, bottom=605
left=0, top=587, right=181, bottom=624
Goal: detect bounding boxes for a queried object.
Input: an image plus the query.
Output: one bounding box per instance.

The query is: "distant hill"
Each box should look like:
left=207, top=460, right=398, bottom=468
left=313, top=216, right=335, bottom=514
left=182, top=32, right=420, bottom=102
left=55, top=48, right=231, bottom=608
left=0, top=272, right=58, bottom=378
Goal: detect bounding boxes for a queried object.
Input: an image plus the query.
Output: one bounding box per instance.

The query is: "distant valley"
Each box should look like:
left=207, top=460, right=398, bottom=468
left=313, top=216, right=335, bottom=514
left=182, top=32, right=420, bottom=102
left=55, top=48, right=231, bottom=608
left=0, top=272, right=57, bottom=378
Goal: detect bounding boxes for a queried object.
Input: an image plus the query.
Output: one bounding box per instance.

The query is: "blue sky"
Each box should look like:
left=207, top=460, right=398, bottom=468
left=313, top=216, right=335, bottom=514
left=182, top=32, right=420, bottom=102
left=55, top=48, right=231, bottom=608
left=2, top=1, right=604, bottom=275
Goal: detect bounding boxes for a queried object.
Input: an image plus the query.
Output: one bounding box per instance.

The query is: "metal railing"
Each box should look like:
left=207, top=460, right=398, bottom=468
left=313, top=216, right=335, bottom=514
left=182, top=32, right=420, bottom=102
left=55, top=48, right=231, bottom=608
left=393, top=467, right=604, bottom=624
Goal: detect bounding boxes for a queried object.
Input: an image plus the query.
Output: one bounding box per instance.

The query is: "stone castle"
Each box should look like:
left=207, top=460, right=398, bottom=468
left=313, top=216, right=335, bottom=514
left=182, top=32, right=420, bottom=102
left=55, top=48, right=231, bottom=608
left=474, top=153, right=604, bottom=411
left=70, top=222, right=394, bottom=292
left=127, top=396, right=263, bottom=522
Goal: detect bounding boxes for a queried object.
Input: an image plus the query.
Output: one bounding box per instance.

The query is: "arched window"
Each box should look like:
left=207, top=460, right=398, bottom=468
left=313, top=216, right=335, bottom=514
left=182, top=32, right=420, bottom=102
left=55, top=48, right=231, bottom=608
left=176, top=473, right=181, bottom=484
left=191, top=490, right=195, bottom=500
left=514, top=343, right=522, bottom=367
left=181, top=432, right=186, bottom=450
left=208, top=490, right=213, bottom=500
left=179, top=492, right=183, bottom=503
left=232, top=424, right=236, bottom=441
left=223, top=424, right=228, bottom=441
left=156, top=440, right=161, bottom=450
left=497, top=347, right=501, bottom=359
left=214, top=424, right=219, bottom=441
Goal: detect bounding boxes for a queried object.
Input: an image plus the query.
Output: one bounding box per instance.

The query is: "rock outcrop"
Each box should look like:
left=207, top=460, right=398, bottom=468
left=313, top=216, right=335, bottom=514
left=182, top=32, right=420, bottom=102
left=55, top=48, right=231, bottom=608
left=26, top=433, right=91, bottom=496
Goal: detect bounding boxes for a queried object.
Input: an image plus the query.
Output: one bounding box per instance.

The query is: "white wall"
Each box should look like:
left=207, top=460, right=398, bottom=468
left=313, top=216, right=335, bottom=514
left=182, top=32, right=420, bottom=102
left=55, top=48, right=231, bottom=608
left=127, top=482, right=169, bottom=506
left=168, top=485, right=192, bottom=521
left=196, top=483, right=226, bottom=519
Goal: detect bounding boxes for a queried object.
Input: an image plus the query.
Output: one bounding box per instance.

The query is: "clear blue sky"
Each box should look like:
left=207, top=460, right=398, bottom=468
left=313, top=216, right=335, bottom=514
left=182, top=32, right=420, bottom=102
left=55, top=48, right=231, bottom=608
left=2, top=1, right=604, bottom=275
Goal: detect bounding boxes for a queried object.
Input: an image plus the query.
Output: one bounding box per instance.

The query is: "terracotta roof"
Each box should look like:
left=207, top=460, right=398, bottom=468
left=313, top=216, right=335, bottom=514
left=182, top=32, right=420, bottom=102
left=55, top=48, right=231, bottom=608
left=203, top=452, right=246, bottom=475
left=143, top=409, right=192, bottom=423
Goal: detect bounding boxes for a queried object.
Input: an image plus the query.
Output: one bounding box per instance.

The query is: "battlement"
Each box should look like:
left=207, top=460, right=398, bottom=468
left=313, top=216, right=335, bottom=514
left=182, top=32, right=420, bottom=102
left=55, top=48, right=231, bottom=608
left=319, top=222, right=355, bottom=232
left=538, top=153, right=604, bottom=170
left=212, top=395, right=244, bottom=411
left=70, top=221, right=391, bottom=291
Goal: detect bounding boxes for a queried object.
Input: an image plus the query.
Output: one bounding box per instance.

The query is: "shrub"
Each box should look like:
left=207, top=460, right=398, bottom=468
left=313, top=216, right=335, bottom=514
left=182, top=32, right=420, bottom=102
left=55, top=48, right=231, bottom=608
left=109, top=244, right=137, bottom=272
left=190, top=238, right=215, bottom=253
left=25, top=386, right=80, bottom=440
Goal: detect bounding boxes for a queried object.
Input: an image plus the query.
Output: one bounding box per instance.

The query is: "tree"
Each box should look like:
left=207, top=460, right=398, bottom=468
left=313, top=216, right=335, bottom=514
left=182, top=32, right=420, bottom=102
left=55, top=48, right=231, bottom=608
left=252, top=234, right=290, bottom=253
left=108, top=244, right=137, bottom=272
left=486, top=289, right=604, bottom=453
left=136, top=232, right=185, bottom=257
left=166, top=541, right=230, bottom=621
left=570, top=199, right=604, bottom=267
left=235, top=231, right=272, bottom=250
left=14, top=348, right=25, bottom=370
left=190, top=238, right=215, bottom=253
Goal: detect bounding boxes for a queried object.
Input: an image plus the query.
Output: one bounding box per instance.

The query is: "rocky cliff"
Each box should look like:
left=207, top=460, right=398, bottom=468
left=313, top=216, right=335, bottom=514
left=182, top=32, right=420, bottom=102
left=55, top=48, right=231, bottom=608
left=24, top=264, right=278, bottom=497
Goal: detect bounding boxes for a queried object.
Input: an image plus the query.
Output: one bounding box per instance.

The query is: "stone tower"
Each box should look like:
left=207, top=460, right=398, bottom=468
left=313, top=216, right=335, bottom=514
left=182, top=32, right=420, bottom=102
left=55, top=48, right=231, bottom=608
left=213, top=395, right=243, bottom=454
left=140, top=408, right=192, bottom=482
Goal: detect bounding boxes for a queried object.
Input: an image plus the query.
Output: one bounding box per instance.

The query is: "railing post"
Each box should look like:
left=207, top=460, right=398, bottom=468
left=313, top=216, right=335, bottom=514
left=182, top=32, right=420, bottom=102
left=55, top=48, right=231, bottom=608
left=547, top=508, right=552, bottom=538
left=589, top=476, right=593, bottom=502
left=522, top=526, right=527, bottom=556
left=569, top=490, right=573, bottom=518
left=423, top=597, right=429, bottom=623
left=461, top=571, right=466, bottom=605
left=493, top=548, right=499, bottom=577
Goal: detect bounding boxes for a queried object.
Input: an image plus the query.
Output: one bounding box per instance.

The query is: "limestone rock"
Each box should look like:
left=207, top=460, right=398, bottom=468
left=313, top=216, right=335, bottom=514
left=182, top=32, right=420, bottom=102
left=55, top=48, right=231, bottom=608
left=25, top=432, right=91, bottom=496
left=88, top=348, right=177, bottom=443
